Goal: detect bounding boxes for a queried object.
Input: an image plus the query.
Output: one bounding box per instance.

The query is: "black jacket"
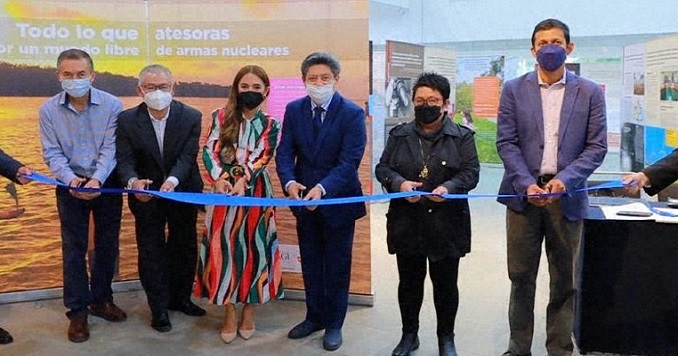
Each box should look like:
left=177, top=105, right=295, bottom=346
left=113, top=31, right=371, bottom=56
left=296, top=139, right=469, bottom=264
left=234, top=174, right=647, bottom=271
left=0, top=148, right=23, bottom=183
left=643, top=148, right=678, bottom=196
left=375, top=117, right=479, bottom=259
left=115, top=100, right=203, bottom=195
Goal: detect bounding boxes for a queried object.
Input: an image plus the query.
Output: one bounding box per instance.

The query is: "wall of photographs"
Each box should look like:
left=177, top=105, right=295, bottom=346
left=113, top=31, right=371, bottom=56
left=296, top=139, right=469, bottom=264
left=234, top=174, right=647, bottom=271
left=620, top=34, right=678, bottom=172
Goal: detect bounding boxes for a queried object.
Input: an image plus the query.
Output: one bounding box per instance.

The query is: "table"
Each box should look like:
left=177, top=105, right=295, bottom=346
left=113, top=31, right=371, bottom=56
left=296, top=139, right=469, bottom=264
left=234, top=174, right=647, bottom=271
left=575, top=205, right=678, bottom=355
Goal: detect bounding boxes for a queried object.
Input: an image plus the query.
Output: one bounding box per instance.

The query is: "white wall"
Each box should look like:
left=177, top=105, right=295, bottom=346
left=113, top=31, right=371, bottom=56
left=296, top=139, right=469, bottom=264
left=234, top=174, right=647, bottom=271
left=371, top=0, right=678, bottom=45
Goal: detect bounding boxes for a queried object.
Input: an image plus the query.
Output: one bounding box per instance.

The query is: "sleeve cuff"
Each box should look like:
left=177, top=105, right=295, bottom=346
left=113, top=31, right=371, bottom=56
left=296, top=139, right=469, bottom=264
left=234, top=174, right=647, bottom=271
left=61, top=173, right=78, bottom=186
left=126, top=177, right=138, bottom=189
left=166, top=176, right=179, bottom=188
left=391, top=177, right=406, bottom=193
left=441, top=181, right=456, bottom=194
left=284, top=180, right=297, bottom=193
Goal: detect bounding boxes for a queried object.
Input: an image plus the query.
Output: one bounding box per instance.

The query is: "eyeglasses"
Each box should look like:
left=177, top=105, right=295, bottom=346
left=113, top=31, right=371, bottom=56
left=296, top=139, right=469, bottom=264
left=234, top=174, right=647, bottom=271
left=305, top=75, right=334, bottom=85
left=140, top=84, right=171, bottom=92
left=413, top=97, right=443, bottom=106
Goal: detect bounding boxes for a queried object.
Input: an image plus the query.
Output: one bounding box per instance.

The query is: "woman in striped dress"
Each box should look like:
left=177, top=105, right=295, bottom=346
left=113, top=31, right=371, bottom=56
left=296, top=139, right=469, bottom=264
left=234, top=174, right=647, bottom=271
left=194, top=65, right=283, bottom=343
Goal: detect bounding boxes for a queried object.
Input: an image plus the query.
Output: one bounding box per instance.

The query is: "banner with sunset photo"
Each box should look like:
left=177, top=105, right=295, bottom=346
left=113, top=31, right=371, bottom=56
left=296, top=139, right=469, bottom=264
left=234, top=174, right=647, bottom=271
left=0, top=0, right=371, bottom=298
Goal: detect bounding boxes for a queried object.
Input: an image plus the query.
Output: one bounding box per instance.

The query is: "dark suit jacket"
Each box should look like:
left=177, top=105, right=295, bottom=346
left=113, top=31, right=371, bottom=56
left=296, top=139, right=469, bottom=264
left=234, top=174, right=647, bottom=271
left=116, top=100, right=203, bottom=194
left=0, top=148, right=23, bottom=183
left=275, top=92, right=367, bottom=227
left=496, top=70, right=608, bottom=221
left=643, top=149, right=678, bottom=196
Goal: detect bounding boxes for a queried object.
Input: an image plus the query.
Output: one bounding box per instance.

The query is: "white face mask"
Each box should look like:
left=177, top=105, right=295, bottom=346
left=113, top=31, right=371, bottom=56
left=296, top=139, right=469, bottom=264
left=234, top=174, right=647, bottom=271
left=61, top=78, right=92, bottom=98
left=306, top=82, right=335, bottom=105
left=143, top=89, right=172, bottom=110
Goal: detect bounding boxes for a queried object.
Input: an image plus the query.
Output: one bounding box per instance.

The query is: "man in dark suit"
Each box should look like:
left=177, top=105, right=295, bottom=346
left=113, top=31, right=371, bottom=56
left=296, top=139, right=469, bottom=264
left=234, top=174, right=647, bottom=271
left=0, top=149, right=31, bottom=186
left=496, top=19, right=607, bottom=356
left=276, top=52, right=367, bottom=351
left=624, top=149, right=678, bottom=196
left=116, top=64, right=205, bottom=333
left=0, top=148, right=31, bottom=345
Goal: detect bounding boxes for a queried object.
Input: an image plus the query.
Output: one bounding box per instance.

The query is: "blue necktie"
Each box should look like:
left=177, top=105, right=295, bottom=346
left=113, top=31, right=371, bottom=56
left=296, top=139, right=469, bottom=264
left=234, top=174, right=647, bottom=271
left=313, top=106, right=324, bottom=135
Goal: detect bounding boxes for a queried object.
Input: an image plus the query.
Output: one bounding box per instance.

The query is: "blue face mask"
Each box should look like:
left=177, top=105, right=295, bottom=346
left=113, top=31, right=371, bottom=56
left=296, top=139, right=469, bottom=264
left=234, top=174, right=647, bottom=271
left=536, top=44, right=567, bottom=72
left=61, top=78, right=92, bottom=98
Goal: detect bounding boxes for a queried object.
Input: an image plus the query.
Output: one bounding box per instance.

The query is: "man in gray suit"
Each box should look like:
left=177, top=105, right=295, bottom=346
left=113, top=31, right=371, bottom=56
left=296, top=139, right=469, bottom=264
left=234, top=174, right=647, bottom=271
left=496, top=19, right=607, bottom=356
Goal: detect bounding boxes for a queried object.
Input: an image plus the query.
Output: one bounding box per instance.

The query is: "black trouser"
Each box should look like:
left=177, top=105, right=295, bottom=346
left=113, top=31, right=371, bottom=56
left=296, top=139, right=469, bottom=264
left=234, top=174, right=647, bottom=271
left=129, top=197, right=198, bottom=314
left=56, top=186, right=122, bottom=319
left=396, top=254, right=460, bottom=337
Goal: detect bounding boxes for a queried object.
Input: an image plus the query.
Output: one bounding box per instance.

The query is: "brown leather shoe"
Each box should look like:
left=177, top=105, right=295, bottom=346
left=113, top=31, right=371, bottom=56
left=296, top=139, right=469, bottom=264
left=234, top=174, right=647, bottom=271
left=68, top=315, right=89, bottom=343
left=90, top=302, right=127, bottom=322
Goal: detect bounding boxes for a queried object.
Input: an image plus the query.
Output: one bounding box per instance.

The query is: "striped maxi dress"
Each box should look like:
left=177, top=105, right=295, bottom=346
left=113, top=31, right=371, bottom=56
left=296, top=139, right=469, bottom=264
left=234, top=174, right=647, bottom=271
left=194, top=107, right=284, bottom=305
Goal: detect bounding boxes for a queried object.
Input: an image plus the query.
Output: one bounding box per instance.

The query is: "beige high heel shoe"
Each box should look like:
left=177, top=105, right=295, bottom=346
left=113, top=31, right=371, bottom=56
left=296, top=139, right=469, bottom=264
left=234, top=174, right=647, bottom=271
left=238, top=304, right=255, bottom=340
left=220, top=304, right=237, bottom=343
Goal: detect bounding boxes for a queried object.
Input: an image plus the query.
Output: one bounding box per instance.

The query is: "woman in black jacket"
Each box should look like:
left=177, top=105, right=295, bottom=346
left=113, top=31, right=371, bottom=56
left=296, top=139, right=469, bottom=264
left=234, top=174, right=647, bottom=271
left=376, top=72, right=480, bottom=356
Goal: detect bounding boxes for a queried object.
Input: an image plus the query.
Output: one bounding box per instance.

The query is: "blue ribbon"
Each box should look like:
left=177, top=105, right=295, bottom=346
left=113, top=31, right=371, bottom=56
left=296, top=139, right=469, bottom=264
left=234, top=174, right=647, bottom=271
left=25, top=172, right=629, bottom=207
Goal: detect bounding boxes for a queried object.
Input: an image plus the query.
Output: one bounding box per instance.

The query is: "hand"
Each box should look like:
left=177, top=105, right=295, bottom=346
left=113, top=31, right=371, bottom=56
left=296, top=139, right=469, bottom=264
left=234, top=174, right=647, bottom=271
left=79, top=178, right=101, bottom=201
left=214, top=178, right=233, bottom=194
left=231, top=178, right=247, bottom=196
left=287, top=182, right=307, bottom=200
left=427, top=186, right=448, bottom=203
left=131, top=178, right=153, bottom=203
left=304, top=185, right=323, bottom=211
left=622, top=172, right=649, bottom=195
left=16, top=166, right=32, bottom=185
left=159, top=180, right=175, bottom=192
left=526, top=184, right=550, bottom=207
left=69, top=177, right=87, bottom=199
left=400, top=180, right=423, bottom=203
left=543, top=178, right=566, bottom=203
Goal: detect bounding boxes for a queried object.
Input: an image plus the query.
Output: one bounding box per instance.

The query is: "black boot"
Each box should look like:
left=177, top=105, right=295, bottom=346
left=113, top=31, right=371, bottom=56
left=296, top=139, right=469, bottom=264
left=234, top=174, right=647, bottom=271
left=392, top=333, right=419, bottom=356
left=438, top=334, right=457, bottom=356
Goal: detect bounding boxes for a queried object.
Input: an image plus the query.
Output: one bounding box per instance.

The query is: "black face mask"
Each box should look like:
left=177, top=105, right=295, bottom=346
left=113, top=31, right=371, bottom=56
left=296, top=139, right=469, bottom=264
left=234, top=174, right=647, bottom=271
left=414, top=104, right=442, bottom=124
left=237, top=91, right=265, bottom=110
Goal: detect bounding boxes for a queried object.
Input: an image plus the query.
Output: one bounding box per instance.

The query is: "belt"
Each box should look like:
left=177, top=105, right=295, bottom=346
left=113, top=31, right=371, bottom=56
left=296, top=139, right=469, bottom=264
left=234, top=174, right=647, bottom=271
left=537, top=174, right=555, bottom=188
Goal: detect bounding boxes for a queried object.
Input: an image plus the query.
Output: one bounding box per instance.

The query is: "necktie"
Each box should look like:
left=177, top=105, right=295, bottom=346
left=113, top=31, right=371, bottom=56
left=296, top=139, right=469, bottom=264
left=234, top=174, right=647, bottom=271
left=313, top=106, right=324, bottom=136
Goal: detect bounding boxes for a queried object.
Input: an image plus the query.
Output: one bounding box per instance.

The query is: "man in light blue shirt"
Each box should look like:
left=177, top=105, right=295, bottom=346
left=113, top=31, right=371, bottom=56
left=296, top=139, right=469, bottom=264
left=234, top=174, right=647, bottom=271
left=39, top=49, right=127, bottom=343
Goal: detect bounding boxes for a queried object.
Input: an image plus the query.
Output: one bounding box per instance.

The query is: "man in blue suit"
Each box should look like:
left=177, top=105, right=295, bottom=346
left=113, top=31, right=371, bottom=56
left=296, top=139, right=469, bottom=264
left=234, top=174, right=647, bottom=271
left=276, top=52, right=366, bottom=351
left=0, top=148, right=31, bottom=345
left=496, top=19, right=607, bottom=356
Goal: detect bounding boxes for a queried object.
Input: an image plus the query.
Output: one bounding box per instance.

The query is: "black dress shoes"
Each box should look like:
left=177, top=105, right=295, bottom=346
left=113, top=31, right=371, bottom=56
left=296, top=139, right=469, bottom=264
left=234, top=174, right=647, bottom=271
left=438, top=334, right=457, bottom=356
left=151, top=311, right=172, bottom=332
left=0, top=326, right=13, bottom=344
left=323, top=328, right=342, bottom=351
left=392, top=333, right=419, bottom=356
left=288, top=319, right=324, bottom=339
left=168, top=300, right=206, bottom=317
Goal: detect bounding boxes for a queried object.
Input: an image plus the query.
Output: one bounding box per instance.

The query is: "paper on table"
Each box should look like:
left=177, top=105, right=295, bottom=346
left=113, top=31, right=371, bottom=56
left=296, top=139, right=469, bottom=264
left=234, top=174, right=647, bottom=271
left=599, top=202, right=655, bottom=220
left=651, top=207, right=678, bottom=224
